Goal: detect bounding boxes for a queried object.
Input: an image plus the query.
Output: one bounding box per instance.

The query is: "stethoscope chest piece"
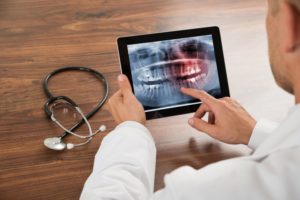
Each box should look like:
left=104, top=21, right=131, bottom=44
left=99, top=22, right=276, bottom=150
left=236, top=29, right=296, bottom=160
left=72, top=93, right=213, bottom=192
left=44, top=137, right=66, bottom=151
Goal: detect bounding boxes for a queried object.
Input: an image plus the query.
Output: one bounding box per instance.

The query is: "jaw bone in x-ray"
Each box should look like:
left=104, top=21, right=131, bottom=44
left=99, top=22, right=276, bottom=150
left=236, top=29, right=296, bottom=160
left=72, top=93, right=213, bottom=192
left=128, top=36, right=221, bottom=109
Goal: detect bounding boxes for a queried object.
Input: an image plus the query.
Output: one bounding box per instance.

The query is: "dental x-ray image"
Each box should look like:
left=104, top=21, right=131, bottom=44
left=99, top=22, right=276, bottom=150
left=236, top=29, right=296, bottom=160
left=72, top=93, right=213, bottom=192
left=128, top=35, right=221, bottom=111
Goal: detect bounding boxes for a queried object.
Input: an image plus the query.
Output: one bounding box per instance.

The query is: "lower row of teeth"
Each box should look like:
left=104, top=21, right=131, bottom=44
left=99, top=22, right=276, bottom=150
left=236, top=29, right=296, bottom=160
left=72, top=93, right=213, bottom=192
left=136, top=73, right=207, bottom=101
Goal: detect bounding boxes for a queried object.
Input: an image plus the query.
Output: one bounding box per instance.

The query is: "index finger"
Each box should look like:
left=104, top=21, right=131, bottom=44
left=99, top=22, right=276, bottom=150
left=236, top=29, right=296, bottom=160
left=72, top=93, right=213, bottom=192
left=194, top=103, right=212, bottom=118
left=180, top=87, right=218, bottom=106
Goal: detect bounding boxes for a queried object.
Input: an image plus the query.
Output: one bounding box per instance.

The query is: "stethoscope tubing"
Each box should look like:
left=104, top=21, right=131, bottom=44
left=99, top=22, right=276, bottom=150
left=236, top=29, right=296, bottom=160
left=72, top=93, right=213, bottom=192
left=43, top=66, right=109, bottom=139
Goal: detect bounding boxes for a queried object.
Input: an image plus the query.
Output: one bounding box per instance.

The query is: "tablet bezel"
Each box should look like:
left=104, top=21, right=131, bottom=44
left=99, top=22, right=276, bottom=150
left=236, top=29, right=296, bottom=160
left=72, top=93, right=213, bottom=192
left=117, top=26, right=230, bottom=120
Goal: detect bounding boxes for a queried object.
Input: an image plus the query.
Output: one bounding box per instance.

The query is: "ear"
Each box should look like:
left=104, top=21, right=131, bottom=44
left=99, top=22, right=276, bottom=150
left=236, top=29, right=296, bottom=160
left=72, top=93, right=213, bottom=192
left=280, top=1, right=300, bottom=52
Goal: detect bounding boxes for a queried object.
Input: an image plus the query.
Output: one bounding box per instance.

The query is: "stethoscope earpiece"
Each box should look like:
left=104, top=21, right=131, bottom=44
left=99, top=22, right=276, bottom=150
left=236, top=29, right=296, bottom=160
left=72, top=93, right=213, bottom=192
left=67, top=143, right=74, bottom=150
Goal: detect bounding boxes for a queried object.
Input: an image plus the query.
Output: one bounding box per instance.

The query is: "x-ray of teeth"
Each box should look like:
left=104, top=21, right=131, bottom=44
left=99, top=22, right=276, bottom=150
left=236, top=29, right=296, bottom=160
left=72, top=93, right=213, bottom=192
left=128, top=35, right=222, bottom=110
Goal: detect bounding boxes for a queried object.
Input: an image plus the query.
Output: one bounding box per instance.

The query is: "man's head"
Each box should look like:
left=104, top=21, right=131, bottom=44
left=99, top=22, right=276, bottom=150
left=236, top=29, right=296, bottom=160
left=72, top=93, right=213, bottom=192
left=266, top=0, right=300, bottom=97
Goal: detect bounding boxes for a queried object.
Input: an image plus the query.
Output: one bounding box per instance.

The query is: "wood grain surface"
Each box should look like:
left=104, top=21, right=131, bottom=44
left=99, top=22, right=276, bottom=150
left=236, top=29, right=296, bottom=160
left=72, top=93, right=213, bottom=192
left=0, top=0, right=294, bottom=199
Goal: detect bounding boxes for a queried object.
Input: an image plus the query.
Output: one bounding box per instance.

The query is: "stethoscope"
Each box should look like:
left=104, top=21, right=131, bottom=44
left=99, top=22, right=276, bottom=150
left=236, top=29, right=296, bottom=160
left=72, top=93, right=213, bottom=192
left=43, top=66, right=109, bottom=151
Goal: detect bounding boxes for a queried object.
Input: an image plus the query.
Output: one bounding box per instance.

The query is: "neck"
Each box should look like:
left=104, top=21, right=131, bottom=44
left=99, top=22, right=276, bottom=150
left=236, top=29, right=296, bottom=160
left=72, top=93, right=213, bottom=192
left=294, top=80, right=300, bottom=104
left=289, top=60, right=300, bottom=104
left=295, top=90, right=300, bottom=104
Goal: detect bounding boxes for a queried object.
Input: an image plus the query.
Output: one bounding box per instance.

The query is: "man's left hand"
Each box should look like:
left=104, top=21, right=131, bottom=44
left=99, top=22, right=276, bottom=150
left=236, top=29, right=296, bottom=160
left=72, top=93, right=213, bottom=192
left=107, top=74, right=146, bottom=125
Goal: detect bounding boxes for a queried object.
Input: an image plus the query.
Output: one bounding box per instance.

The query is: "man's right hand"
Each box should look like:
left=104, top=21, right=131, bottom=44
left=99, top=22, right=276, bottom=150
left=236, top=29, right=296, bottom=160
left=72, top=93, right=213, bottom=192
left=181, top=88, right=256, bottom=145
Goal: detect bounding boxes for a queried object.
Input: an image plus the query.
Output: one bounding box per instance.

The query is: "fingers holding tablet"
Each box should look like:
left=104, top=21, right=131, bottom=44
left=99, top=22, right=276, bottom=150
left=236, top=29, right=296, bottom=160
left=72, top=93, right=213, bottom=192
left=118, top=74, right=133, bottom=97
left=108, top=75, right=146, bottom=125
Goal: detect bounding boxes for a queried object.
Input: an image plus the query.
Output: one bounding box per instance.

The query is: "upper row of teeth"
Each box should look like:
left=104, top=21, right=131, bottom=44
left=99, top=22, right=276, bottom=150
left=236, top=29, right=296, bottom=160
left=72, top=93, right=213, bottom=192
left=138, top=64, right=204, bottom=82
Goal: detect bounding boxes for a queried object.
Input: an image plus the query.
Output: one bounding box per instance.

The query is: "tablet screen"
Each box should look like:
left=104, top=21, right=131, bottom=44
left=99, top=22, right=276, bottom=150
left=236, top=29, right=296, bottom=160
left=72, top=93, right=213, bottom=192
left=127, top=35, right=221, bottom=112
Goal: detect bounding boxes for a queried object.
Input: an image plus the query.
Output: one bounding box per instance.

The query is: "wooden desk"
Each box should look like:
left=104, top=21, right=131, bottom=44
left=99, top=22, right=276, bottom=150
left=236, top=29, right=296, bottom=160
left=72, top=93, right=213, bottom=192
left=0, top=0, right=293, bottom=199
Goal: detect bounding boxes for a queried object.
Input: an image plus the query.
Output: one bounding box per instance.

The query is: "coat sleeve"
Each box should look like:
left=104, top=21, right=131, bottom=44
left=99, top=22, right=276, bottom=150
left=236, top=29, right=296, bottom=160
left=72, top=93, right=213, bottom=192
left=80, top=121, right=156, bottom=200
left=153, top=146, right=300, bottom=200
left=248, top=119, right=279, bottom=150
left=81, top=119, right=297, bottom=200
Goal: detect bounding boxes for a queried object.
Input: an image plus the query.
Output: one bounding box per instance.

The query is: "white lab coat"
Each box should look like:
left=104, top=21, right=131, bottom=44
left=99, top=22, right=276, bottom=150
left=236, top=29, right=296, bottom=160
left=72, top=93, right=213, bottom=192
left=80, top=105, right=300, bottom=200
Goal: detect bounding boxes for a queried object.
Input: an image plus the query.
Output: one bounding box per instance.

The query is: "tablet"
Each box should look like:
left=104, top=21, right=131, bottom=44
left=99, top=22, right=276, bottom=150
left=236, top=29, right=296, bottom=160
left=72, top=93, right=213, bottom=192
left=117, top=26, right=230, bottom=120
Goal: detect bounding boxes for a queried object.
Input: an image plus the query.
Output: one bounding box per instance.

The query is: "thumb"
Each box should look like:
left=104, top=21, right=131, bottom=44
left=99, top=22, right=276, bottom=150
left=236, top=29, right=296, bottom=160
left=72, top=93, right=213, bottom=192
left=118, top=74, right=133, bottom=96
left=188, top=117, right=218, bottom=137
